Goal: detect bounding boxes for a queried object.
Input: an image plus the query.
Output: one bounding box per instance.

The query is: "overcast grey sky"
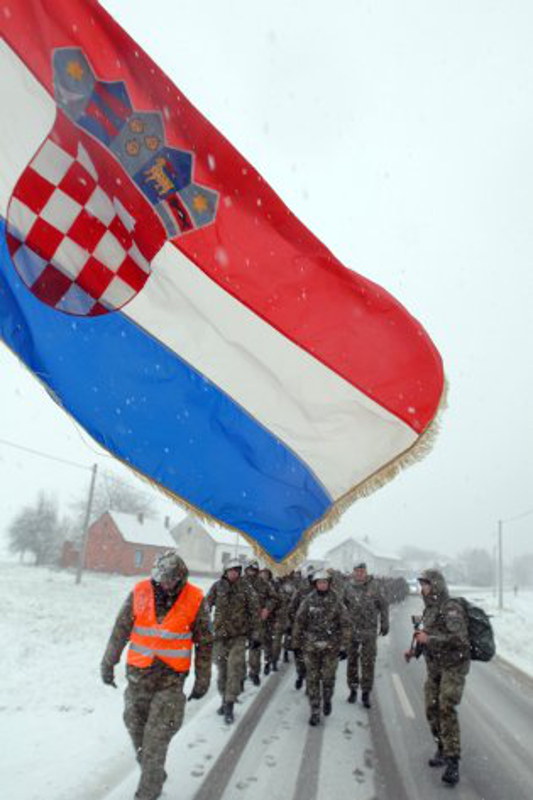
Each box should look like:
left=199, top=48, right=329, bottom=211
left=1, top=0, right=532, bottom=564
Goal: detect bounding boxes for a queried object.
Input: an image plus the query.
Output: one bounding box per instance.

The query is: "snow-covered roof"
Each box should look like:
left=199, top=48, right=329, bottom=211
left=201, top=520, right=252, bottom=549
left=108, top=511, right=177, bottom=548
left=323, top=536, right=401, bottom=562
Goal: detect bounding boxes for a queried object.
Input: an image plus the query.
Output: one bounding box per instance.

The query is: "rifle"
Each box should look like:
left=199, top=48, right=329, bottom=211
left=404, top=615, right=425, bottom=662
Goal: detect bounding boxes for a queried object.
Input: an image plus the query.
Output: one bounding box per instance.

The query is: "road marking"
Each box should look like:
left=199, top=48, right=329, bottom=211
left=391, top=672, right=416, bottom=719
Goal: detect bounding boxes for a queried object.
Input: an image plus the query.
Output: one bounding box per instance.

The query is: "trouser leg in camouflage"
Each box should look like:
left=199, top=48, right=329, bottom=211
left=294, top=647, right=307, bottom=679
left=216, top=636, right=247, bottom=702
left=248, top=638, right=262, bottom=678
left=359, top=635, right=377, bottom=691
left=424, top=662, right=469, bottom=758
left=347, top=635, right=377, bottom=691
left=304, top=648, right=339, bottom=710
left=124, top=677, right=186, bottom=800
left=304, top=649, right=322, bottom=710
left=263, top=621, right=275, bottom=665
left=270, top=621, right=284, bottom=665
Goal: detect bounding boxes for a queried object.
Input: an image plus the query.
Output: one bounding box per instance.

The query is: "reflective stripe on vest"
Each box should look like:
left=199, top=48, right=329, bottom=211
left=127, top=579, right=204, bottom=672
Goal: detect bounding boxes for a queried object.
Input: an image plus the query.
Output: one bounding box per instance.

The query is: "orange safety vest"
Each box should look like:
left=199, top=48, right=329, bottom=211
left=127, top=579, right=204, bottom=672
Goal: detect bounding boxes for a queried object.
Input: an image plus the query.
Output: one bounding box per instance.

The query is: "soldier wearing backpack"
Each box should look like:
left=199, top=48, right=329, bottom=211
left=405, top=569, right=470, bottom=788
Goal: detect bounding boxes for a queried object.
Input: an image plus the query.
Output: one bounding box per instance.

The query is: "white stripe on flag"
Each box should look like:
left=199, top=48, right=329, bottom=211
left=125, top=243, right=417, bottom=500
left=0, top=40, right=56, bottom=217
left=0, top=38, right=417, bottom=499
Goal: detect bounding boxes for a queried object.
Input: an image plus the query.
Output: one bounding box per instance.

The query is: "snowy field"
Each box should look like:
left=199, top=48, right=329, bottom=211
left=0, top=563, right=531, bottom=800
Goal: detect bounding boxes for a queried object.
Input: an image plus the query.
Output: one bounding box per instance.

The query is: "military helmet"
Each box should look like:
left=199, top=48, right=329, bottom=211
left=151, top=550, right=188, bottom=585
left=312, top=568, right=331, bottom=583
left=224, top=558, right=243, bottom=572
left=246, top=559, right=260, bottom=571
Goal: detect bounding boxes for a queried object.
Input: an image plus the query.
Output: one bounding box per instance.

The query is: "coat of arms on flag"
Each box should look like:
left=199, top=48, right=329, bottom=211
left=6, top=48, right=218, bottom=316
left=0, top=0, right=445, bottom=566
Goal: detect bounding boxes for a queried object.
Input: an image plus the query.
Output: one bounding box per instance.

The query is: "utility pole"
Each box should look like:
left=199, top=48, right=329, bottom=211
left=497, top=519, right=503, bottom=611
left=76, top=463, right=98, bottom=585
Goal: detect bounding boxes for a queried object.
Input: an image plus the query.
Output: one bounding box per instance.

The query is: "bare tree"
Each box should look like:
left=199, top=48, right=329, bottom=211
left=8, top=493, right=65, bottom=565
left=69, top=471, right=156, bottom=540
left=512, top=553, right=533, bottom=588
left=459, top=547, right=494, bottom=587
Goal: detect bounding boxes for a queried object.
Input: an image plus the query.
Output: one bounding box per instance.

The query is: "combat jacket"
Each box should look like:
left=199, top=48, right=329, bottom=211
left=206, top=576, right=260, bottom=640
left=420, top=570, right=470, bottom=669
left=292, top=588, right=350, bottom=653
left=343, top=575, right=389, bottom=636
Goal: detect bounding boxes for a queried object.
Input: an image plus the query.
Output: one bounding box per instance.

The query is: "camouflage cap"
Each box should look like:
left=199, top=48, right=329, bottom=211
left=151, top=550, right=188, bottom=584
left=354, top=562, right=367, bottom=570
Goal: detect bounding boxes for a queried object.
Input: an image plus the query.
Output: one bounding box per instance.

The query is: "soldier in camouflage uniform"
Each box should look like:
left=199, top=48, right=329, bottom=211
left=405, top=569, right=470, bottom=787
left=292, top=570, right=350, bottom=726
left=242, top=560, right=278, bottom=684
left=206, top=558, right=260, bottom=724
left=287, top=565, right=316, bottom=688
left=100, top=551, right=212, bottom=800
left=343, top=562, right=389, bottom=708
left=258, top=566, right=281, bottom=674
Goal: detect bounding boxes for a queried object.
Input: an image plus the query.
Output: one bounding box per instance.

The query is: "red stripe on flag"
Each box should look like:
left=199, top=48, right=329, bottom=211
left=2, top=0, right=444, bottom=433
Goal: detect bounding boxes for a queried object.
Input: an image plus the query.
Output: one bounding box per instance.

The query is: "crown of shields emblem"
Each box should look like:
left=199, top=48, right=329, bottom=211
left=5, top=48, right=219, bottom=317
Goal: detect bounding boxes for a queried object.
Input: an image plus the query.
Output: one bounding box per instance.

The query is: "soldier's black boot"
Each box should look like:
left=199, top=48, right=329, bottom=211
left=224, top=702, right=235, bottom=725
left=250, top=673, right=261, bottom=686
left=428, top=748, right=445, bottom=767
left=441, top=757, right=460, bottom=786
left=283, top=650, right=290, bottom=663
left=309, top=709, right=320, bottom=726
left=362, top=690, right=371, bottom=709
left=323, top=697, right=332, bottom=716
left=272, top=660, right=278, bottom=672
left=347, top=688, right=357, bottom=704
left=264, top=661, right=271, bottom=675
left=295, top=675, right=304, bottom=690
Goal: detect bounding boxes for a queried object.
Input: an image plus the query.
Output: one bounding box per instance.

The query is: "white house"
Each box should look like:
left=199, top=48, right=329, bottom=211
left=170, top=515, right=254, bottom=574
left=322, top=536, right=403, bottom=576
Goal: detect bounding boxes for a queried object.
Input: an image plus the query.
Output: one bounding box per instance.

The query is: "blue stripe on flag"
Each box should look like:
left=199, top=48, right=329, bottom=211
left=0, top=220, right=331, bottom=560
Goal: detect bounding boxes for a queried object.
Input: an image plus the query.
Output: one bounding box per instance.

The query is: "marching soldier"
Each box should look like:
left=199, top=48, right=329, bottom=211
left=206, top=558, right=260, bottom=723
left=292, top=569, right=350, bottom=726
left=405, top=569, right=470, bottom=787
left=343, top=562, right=389, bottom=708
left=100, top=551, right=212, bottom=800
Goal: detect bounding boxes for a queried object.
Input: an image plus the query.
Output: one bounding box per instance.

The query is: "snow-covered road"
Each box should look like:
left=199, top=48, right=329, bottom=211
left=2, top=564, right=533, bottom=799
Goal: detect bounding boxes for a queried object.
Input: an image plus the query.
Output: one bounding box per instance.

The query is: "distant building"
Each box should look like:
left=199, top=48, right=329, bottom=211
left=61, top=509, right=254, bottom=576
left=170, top=516, right=253, bottom=574
left=61, top=510, right=178, bottom=576
left=322, top=537, right=403, bottom=576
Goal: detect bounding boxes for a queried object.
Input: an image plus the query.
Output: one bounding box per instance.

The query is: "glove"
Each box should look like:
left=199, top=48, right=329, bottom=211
left=250, top=639, right=262, bottom=651
left=338, top=650, right=348, bottom=661
left=101, top=663, right=117, bottom=688
left=188, top=684, right=207, bottom=701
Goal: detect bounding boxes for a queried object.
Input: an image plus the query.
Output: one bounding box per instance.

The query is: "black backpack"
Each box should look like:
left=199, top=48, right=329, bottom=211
left=456, top=597, right=496, bottom=662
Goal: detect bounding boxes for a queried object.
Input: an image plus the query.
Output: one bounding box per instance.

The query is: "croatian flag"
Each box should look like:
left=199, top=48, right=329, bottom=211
left=0, top=0, right=444, bottom=564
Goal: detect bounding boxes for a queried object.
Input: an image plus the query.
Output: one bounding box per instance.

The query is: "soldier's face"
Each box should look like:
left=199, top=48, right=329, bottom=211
left=226, top=568, right=241, bottom=583
left=419, top=580, right=431, bottom=596
left=315, top=579, right=329, bottom=592
left=354, top=568, right=366, bottom=582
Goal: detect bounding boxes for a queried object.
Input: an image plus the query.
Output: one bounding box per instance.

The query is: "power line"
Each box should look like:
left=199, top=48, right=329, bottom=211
left=502, top=508, right=533, bottom=525
left=0, top=437, right=91, bottom=471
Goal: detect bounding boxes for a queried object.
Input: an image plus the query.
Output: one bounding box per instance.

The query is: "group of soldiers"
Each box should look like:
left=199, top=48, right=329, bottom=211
left=205, top=557, right=400, bottom=727
left=99, top=550, right=409, bottom=800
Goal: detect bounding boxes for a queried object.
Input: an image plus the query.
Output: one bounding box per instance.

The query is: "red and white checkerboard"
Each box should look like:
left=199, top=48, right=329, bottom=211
left=6, top=137, right=154, bottom=316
